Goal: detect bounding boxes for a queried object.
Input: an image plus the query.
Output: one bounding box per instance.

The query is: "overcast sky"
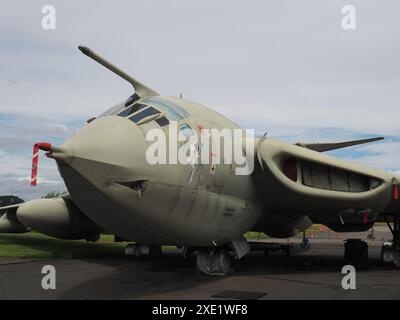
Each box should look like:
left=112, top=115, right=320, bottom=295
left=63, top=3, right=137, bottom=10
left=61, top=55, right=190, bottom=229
left=1, top=0, right=400, bottom=200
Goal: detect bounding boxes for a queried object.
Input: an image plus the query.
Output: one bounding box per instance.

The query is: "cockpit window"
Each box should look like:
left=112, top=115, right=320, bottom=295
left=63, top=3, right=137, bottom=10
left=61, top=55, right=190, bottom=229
left=129, top=107, right=160, bottom=123
left=118, top=103, right=147, bottom=117
left=141, top=98, right=189, bottom=121
left=155, top=116, right=170, bottom=127
left=179, top=123, right=195, bottom=137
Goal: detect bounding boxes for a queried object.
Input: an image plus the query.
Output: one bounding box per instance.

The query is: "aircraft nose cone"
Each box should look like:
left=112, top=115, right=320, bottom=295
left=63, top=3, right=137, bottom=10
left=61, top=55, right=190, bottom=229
left=50, top=144, right=74, bottom=164
left=59, top=116, right=148, bottom=187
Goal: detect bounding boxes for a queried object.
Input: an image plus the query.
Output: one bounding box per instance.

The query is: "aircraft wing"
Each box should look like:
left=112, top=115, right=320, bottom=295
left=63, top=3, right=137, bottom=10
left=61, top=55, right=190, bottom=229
left=253, top=138, right=399, bottom=229
left=0, top=203, right=21, bottom=214
left=0, top=192, right=103, bottom=239
left=0, top=193, right=71, bottom=234
left=295, top=137, right=384, bottom=152
left=0, top=203, right=29, bottom=233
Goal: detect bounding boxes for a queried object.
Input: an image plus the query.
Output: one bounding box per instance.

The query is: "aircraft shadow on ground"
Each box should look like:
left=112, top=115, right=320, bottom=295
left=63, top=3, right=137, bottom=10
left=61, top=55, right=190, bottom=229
left=1, top=234, right=397, bottom=299
left=59, top=249, right=397, bottom=299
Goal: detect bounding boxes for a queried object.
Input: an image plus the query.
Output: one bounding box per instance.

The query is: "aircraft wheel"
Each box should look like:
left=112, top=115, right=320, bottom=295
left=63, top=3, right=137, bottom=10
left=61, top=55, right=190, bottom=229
left=125, top=243, right=138, bottom=257
left=125, top=244, right=162, bottom=257
left=196, top=247, right=231, bottom=276
left=381, top=244, right=393, bottom=264
left=344, top=239, right=368, bottom=268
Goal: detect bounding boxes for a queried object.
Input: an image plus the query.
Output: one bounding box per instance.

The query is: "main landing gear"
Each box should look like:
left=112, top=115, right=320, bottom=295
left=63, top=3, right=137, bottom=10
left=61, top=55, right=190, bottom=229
left=344, top=239, right=368, bottom=268
left=381, top=214, right=400, bottom=267
left=194, top=236, right=249, bottom=276
left=196, top=247, right=231, bottom=276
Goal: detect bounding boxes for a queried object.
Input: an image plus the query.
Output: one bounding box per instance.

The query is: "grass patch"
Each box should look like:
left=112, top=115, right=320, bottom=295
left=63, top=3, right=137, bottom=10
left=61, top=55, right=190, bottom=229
left=0, top=232, right=126, bottom=259
left=245, top=224, right=328, bottom=240
left=0, top=224, right=329, bottom=259
left=305, top=224, right=328, bottom=235
left=245, top=232, right=270, bottom=240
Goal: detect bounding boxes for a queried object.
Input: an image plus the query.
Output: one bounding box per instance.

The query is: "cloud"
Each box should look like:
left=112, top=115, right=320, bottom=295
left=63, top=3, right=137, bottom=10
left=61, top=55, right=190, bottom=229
left=0, top=113, right=81, bottom=200
left=344, top=140, right=400, bottom=171
left=0, top=1, right=399, bottom=132
left=1, top=1, right=400, bottom=200
left=0, top=172, right=65, bottom=201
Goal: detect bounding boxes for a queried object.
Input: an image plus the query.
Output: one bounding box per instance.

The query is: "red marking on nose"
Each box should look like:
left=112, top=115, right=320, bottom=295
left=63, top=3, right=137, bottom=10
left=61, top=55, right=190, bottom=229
left=31, top=142, right=52, bottom=186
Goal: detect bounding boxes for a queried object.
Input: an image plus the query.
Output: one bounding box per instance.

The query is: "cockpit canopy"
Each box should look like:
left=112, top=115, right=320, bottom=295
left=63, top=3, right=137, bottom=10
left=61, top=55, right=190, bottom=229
left=96, top=97, right=190, bottom=128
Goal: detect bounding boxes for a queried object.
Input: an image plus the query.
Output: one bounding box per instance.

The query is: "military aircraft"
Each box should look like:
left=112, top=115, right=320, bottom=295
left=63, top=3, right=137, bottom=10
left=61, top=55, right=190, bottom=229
left=1, top=46, right=399, bottom=275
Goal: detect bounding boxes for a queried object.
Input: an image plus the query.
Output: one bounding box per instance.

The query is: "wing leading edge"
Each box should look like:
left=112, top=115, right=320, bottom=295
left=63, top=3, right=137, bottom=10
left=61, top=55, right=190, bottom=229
left=296, top=137, right=384, bottom=152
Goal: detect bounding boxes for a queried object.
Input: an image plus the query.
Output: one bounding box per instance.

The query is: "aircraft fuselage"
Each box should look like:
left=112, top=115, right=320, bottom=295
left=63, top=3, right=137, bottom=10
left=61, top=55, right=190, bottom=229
left=54, top=96, right=271, bottom=246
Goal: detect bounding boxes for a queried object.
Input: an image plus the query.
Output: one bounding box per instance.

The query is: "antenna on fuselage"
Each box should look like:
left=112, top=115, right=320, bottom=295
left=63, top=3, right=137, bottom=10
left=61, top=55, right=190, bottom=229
left=78, top=45, right=158, bottom=98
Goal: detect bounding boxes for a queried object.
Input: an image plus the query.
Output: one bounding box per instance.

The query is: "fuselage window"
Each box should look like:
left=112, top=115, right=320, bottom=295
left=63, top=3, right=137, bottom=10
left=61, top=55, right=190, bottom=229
left=155, top=116, right=170, bottom=127
left=118, top=103, right=147, bottom=117
left=129, top=107, right=160, bottom=123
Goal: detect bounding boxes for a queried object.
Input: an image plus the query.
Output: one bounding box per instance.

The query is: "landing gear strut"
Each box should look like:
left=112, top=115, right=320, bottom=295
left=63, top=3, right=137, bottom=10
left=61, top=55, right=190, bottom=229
left=344, top=239, right=368, bottom=268
left=381, top=214, right=400, bottom=267
left=196, top=247, right=231, bottom=276
left=300, top=231, right=311, bottom=249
